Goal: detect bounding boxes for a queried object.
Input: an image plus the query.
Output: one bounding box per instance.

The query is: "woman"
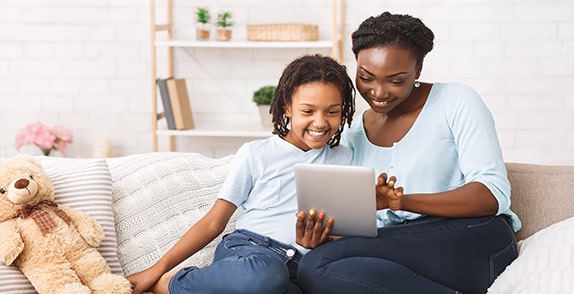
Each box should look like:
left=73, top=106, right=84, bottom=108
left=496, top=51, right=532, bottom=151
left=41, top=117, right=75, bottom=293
left=296, top=12, right=521, bottom=294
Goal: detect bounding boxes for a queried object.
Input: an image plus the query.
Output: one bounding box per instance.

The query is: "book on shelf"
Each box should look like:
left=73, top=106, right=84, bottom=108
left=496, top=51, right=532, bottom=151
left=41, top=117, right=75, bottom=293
left=157, top=77, right=176, bottom=130
left=166, top=78, right=195, bottom=130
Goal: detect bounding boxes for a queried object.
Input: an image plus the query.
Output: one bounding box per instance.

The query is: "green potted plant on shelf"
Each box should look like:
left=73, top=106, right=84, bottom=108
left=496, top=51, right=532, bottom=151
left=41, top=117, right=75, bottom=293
left=252, top=85, right=276, bottom=127
left=195, top=7, right=211, bottom=40
left=216, top=11, right=233, bottom=41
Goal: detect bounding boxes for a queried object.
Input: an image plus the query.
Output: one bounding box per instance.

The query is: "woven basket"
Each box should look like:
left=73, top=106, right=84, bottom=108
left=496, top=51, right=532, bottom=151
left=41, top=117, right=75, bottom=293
left=247, top=24, right=318, bottom=41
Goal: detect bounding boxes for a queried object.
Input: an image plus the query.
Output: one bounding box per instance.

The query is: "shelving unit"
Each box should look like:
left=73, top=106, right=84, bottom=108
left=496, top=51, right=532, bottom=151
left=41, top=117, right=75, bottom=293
left=150, top=0, right=345, bottom=152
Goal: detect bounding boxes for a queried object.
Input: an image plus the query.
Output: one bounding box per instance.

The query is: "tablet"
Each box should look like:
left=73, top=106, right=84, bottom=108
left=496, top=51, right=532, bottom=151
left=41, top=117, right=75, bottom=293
left=294, top=163, right=378, bottom=238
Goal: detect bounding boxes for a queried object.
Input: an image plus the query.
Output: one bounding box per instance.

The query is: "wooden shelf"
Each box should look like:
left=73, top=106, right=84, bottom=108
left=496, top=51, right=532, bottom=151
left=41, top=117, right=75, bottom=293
left=154, top=40, right=334, bottom=49
left=156, top=122, right=272, bottom=138
left=150, top=0, right=344, bottom=151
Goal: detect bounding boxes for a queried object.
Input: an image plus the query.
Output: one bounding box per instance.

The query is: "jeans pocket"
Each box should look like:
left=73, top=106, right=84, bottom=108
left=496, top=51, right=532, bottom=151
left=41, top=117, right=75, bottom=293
left=223, top=231, right=271, bottom=250
left=489, top=240, right=518, bottom=283
left=223, top=235, right=252, bottom=250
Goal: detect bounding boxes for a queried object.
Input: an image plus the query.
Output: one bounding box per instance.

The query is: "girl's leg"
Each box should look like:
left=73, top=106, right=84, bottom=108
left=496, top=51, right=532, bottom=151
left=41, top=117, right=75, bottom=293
left=168, top=234, right=292, bottom=294
left=298, top=215, right=518, bottom=294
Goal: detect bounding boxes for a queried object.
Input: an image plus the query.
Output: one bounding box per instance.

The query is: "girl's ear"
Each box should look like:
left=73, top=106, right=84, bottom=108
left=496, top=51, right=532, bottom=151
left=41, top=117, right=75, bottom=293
left=284, top=105, right=292, bottom=117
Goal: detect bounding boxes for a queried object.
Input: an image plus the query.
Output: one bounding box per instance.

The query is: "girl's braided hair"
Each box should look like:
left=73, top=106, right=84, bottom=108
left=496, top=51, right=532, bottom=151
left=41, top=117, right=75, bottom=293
left=270, top=54, right=355, bottom=147
left=352, top=11, right=434, bottom=65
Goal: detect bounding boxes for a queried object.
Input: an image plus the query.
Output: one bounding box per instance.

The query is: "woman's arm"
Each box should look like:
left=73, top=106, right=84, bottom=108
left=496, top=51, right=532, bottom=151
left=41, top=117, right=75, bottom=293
left=128, top=199, right=237, bottom=294
left=377, top=174, right=498, bottom=218
left=401, top=182, right=498, bottom=217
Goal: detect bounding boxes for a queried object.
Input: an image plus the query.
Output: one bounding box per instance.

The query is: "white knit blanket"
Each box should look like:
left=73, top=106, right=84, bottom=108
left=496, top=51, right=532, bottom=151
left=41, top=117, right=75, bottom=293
left=107, top=152, right=238, bottom=276
left=488, top=216, right=574, bottom=293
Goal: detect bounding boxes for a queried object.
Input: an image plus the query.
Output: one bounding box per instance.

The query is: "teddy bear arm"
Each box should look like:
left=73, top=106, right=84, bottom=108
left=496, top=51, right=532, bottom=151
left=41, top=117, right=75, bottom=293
left=58, top=205, right=105, bottom=248
left=0, top=219, right=24, bottom=266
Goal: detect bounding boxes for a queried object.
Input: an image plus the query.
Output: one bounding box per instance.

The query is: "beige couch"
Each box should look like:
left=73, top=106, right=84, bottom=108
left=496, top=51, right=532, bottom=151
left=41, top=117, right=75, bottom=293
left=488, top=163, right=574, bottom=293
left=506, top=162, right=574, bottom=242
left=1, top=153, right=572, bottom=293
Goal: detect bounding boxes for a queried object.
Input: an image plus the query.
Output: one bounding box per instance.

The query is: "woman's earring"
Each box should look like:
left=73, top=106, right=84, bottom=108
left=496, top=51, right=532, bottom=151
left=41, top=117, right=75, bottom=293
left=414, top=81, right=421, bottom=88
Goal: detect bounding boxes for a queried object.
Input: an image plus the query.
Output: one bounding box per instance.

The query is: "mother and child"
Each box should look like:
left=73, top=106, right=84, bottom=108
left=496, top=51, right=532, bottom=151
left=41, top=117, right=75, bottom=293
left=129, top=11, right=520, bottom=294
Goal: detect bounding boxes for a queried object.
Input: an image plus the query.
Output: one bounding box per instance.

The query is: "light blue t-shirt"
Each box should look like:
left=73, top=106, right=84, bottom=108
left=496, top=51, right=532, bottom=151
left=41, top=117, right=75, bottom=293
left=218, top=135, right=353, bottom=254
left=341, top=83, right=521, bottom=232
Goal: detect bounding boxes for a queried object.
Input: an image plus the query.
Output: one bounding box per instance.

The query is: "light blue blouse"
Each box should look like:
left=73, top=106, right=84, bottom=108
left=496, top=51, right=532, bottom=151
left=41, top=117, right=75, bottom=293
left=341, top=83, right=521, bottom=232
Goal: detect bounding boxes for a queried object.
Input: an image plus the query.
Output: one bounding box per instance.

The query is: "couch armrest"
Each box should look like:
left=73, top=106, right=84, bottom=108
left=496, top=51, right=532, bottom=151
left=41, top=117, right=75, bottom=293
left=506, top=162, right=574, bottom=241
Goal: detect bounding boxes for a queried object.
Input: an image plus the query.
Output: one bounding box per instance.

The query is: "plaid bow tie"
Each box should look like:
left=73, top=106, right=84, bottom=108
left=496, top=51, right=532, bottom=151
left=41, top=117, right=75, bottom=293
left=18, top=200, right=72, bottom=236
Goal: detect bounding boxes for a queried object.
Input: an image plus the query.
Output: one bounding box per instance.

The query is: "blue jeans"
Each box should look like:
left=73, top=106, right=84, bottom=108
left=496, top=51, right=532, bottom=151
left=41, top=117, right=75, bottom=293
left=169, top=229, right=303, bottom=294
left=297, top=215, right=518, bottom=294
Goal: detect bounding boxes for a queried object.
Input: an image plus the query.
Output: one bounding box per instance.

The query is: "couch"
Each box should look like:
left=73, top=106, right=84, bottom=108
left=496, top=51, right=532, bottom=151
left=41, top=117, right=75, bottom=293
left=1, top=152, right=573, bottom=293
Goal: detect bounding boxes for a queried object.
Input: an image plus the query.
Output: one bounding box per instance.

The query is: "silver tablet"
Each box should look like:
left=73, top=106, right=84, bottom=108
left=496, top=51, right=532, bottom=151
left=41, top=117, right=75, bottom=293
left=294, top=163, right=378, bottom=238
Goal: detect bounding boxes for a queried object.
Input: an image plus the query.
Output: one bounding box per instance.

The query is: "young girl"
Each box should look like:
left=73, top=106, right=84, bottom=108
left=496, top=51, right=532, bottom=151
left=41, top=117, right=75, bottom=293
left=127, top=54, right=355, bottom=294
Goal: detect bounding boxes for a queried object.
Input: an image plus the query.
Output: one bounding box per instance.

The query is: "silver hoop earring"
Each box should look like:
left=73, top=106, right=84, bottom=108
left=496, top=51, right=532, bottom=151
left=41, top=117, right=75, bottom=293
left=414, top=81, right=421, bottom=88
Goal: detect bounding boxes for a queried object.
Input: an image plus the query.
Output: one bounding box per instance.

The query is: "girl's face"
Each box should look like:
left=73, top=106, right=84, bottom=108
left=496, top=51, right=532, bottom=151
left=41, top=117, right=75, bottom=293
left=283, top=82, right=343, bottom=151
left=356, top=46, right=421, bottom=114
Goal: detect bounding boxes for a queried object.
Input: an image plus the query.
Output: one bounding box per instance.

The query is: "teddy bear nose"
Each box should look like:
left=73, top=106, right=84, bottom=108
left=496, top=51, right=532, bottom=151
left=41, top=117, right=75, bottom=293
left=15, top=178, right=30, bottom=189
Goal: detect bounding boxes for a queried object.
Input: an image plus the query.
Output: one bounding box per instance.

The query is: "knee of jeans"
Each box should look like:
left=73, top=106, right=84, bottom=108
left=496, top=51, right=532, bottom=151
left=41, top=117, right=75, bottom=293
left=297, top=253, right=325, bottom=287
left=236, top=254, right=290, bottom=294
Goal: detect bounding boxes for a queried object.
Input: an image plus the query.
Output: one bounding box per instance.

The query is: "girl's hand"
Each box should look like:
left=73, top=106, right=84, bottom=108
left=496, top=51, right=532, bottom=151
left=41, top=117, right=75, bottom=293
left=376, top=173, right=404, bottom=211
left=295, top=210, right=335, bottom=248
left=127, top=266, right=163, bottom=294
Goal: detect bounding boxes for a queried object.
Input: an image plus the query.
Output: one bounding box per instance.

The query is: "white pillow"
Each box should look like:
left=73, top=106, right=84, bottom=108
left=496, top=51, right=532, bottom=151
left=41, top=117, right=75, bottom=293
left=0, top=157, right=122, bottom=294
left=487, top=216, right=574, bottom=293
left=108, top=152, right=237, bottom=276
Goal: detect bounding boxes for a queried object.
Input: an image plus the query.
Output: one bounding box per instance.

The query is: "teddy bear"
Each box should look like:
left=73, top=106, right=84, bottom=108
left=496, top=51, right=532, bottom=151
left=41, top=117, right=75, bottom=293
left=0, top=156, right=132, bottom=294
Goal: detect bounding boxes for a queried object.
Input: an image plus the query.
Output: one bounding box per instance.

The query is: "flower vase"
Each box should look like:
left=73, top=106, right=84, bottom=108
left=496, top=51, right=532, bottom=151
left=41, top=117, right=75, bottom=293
left=196, top=23, right=211, bottom=40
left=216, top=29, right=232, bottom=41
left=258, top=105, right=273, bottom=127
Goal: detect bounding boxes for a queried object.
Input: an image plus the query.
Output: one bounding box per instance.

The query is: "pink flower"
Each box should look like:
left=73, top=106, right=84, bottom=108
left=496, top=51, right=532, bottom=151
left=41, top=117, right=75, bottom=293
left=14, top=122, right=73, bottom=156
left=52, top=125, right=73, bottom=143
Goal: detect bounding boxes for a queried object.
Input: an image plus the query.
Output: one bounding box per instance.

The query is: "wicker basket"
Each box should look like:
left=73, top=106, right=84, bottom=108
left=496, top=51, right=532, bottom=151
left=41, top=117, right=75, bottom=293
left=247, top=24, right=319, bottom=41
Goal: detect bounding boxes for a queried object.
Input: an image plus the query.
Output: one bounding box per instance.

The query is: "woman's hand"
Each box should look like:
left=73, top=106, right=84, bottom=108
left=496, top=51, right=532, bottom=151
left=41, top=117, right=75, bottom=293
left=376, top=173, right=404, bottom=211
left=127, top=266, right=163, bottom=294
left=295, top=210, right=335, bottom=249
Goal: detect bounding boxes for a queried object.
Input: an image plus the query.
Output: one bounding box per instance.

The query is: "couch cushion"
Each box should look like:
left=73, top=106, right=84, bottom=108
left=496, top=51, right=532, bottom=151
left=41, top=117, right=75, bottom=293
left=506, top=162, right=574, bottom=241
left=487, top=216, right=574, bottom=293
left=0, top=157, right=122, bottom=294
left=107, top=152, right=237, bottom=276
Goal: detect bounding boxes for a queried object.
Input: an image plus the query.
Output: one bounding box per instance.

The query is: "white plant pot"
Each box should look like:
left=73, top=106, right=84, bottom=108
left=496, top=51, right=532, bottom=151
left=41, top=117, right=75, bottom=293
left=257, top=105, right=273, bottom=127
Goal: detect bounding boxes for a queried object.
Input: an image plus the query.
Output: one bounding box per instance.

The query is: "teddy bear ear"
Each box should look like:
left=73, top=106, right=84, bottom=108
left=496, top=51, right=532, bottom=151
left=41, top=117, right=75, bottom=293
left=16, top=155, right=42, bottom=166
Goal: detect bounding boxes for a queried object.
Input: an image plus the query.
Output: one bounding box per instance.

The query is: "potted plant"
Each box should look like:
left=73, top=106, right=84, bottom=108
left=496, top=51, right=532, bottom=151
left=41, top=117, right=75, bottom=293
left=195, top=7, right=211, bottom=40
left=216, top=12, right=233, bottom=41
left=252, top=85, right=276, bottom=127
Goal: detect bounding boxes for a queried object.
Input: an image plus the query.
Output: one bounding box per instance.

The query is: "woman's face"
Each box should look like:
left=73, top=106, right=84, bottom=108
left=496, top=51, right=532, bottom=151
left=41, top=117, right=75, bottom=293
left=356, top=46, right=421, bottom=114
left=283, top=82, right=343, bottom=151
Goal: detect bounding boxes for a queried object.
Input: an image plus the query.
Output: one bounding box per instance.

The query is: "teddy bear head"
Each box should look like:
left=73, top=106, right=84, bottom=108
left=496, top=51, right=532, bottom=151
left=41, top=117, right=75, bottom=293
left=0, top=156, right=55, bottom=222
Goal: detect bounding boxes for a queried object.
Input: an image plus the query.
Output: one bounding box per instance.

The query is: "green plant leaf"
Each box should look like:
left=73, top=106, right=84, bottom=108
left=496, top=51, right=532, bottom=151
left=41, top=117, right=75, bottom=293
left=252, top=85, right=276, bottom=106
left=216, top=12, right=232, bottom=27
left=196, top=7, right=210, bottom=24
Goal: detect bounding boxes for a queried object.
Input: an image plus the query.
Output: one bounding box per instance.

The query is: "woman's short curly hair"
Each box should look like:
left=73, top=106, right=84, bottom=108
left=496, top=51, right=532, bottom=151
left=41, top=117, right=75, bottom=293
left=351, top=11, right=434, bottom=65
left=270, top=54, right=355, bottom=147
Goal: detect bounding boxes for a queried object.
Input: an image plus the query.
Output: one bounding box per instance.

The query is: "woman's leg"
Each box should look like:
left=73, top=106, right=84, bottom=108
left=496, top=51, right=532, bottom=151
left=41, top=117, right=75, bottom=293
left=168, top=231, right=292, bottom=294
left=298, top=215, right=517, bottom=294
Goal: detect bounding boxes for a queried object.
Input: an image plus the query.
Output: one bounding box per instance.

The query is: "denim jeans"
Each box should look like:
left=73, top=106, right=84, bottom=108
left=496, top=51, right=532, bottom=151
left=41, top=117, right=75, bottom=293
left=297, top=215, right=518, bottom=294
left=169, top=229, right=303, bottom=294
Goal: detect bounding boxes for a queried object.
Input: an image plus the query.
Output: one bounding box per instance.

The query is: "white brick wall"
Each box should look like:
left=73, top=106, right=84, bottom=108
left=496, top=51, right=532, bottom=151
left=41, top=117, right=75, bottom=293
left=1, top=0, right=573, bottom=164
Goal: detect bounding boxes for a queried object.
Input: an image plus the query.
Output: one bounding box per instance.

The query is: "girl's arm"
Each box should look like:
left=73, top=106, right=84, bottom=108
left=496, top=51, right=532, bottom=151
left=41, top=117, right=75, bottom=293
left=128, top=199, right=237, bottom=294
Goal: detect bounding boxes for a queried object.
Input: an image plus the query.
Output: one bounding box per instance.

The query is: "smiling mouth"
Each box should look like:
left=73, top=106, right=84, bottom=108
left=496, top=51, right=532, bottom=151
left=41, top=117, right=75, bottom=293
left=371, top=98, right=393, bottom=106
left=307, top=130, right=327, bottom=137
